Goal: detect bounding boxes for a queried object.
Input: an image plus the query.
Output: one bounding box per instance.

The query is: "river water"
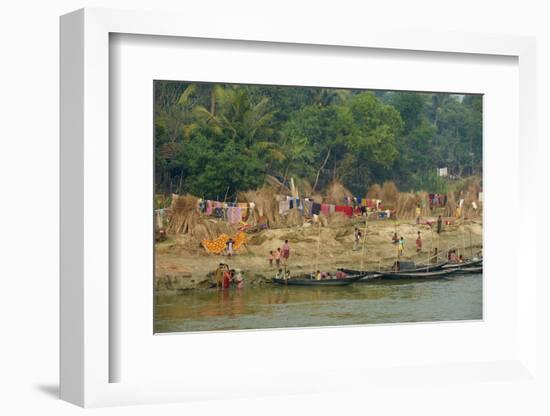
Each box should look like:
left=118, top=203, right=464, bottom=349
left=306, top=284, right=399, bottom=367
left=154, top=273, right=482, bottom=333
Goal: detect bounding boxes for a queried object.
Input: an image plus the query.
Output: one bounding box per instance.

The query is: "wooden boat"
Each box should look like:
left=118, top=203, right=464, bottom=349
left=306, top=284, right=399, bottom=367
left=403, top=261, right=448, bottom=272
left=271, top=273, right=366, bottom=286
left=380, top=268, right=458, bottom=280
left=337, top=269, right=384, bottom=282
left=441, top=259, right=483, bottom=270
left=455, top=266, right=483, bottom=274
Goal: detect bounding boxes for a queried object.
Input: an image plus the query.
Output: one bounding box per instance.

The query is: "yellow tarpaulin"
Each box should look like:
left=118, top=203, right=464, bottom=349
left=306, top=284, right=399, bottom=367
left=202, top=231, right=247, bottom=254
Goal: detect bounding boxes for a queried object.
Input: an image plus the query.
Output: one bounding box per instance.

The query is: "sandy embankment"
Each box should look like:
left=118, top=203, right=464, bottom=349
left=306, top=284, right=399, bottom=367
left=154, top=218, right=483, bottom=292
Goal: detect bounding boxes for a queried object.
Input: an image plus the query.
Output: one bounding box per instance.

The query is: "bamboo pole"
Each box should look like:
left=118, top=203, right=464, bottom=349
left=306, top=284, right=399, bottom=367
left=314, top=220, right=321, bottom=276
left=469, top=230, right=473, bottom=259
left=461, top=225, right=466, bottom=260
left=360, top=219, right=368, bottom=271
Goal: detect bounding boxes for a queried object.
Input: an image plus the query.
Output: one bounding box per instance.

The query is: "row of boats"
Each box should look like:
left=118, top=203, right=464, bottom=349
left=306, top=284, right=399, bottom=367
left=271, top=258, right=483, bottom=286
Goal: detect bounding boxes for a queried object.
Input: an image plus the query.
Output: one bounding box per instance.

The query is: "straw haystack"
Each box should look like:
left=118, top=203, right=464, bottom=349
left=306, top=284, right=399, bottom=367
left=327, top=212, right=350, bottom=228
left=395, top=193, right=417, bottom=220
left=417, top=191, right=432, bottom=217
left=294, top=177, right=313, bottom=198
left=167, top=194, right=235, bottom=241
left=381, top=181, right=399, bottom=209
left=323, top=181, right=353, bottom=205
left=367, top=184, right=382, bottom=200
left=265, top=175, right=291, bottom=195
left=443, top=192, right=457, bottom=218
left=285, top=208, right=304, bottom=227
left=238, top=185, right=282, bottom=228
left=168, top=194, right=199, bottom=234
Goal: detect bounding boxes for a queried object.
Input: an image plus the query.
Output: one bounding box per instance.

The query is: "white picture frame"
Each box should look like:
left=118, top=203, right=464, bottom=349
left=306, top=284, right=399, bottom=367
left=60, top=8, right=538, bottom=407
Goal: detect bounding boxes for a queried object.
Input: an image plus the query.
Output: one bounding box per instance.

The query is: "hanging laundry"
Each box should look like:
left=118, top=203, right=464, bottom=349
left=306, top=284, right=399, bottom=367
left=321, top=204, right=330, bottom=216
left=279, top=200, right=290, bottom=215
left=205, top=200, right=213, bottom=216
left=312, top=202, right=321, bottom=216
left=227, top=207, right=242, bottom=224
left=329, top=204, right=335, bottom=214
left=335, top=205, right=353, bottom=217
left=237, top=203, right=249, bottom=219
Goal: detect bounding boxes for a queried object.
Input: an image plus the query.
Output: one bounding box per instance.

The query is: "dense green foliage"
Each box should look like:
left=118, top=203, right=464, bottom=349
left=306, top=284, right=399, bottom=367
left=155, top=81, right=482, bottom=199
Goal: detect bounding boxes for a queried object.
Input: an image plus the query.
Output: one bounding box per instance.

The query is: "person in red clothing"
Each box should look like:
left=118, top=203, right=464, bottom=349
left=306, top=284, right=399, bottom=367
left=281, top=240, right=290, bottom=265
left=416, top=231, right=422, bottom=252
left=222, top=266, right=232, bottom=289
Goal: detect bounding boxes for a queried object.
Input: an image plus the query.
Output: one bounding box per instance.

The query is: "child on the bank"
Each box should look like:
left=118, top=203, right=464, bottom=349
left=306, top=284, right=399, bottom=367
left=268, top=250, right=274, bottom=267
left=416, top=231, right=422, bottom=252
left=274, top=248, right=281, bottom=268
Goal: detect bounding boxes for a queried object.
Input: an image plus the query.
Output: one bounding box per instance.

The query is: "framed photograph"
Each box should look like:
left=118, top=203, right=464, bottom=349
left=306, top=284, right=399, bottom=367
left=60, top=8, right=538, bottom=407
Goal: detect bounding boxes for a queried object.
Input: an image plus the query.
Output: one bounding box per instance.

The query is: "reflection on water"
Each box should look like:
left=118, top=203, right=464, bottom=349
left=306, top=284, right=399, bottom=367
left=154, top=273, right=482, bottom=333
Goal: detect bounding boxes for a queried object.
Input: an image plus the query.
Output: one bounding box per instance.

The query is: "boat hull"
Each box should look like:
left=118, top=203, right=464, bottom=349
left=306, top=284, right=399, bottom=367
left=271, top=274, right=365, bottom=286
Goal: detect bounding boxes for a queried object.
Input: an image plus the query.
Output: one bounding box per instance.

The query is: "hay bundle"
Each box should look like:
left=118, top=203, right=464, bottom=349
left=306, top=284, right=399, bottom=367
left=443, top=192, right=457, bottom=218
left=367, top=184, right=382, bottom=200
left=417, top=191, right=432, bottom=217
left=323, top=180, right=352, bottom=205
left=381, top=181, right=399, bottom=209
left=294, top=177, right=313, bottom=197
left=265, top=175, right=291, bottom=195
left=238, top=185, right=282, bottom=227
left=395, top=192, right=417, bottom=220
left=285, top=208, right=304, bottom=227
left=167, top=194, right=199, bottom=234
left=463, top=183, right=482, bottom=219
left=327, top=212, right=349, bottom=228
left=309, top=193, right=324, bottom=203
left=238, top=190, right=260, bottom=227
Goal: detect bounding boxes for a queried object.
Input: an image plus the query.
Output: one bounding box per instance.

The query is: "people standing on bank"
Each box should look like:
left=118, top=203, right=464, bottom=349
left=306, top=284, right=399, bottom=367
left=416, top=231, right=422, bottom=252
left=281, top=240, right=290, bottom=266
left=437, top=215, right=443, bottom=235
left=214, top=263, right=225, bottom=289
left=268, top=250, right=274, bottom=267
left=226, top=238, right=234, bottom=257
left=353, top=227, right=362, bottom=251
left=274, top=248, right=281, bottom=268
left=222, top=265, right=232, bottom=289
left=398, top=236, right=405, bottom=257
left=392, top=232, right=399, bottom=245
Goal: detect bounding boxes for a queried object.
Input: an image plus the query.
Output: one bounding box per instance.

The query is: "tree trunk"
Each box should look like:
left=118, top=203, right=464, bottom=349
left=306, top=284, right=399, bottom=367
left=312, top=148, right=331, bottom=193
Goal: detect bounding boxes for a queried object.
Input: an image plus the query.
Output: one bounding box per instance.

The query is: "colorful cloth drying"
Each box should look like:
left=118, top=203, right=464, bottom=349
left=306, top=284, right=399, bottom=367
left=201, top=234, right=230, bottom=254
left=321, top=203, right=330, bottom=216
left=229, top=207, right=243, bottom=224
left=205, top=200, right=213, bottom=216
left=335, top=205, right=353, bottom=217
left=279, top=200, right=290, bottom=215
left=202, top=231, right=247, bottom=254
left=312, top=202, right=321, bottom=215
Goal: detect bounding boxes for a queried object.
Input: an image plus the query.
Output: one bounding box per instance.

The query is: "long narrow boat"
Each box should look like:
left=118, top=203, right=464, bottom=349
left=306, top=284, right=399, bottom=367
left=337, top=269, right=384, bottom=282
left=455, top=266, right=483, bottom=274
left=441, top=259, right=483, bottom=270
left=406, top=261, right=448, bottom=272
left=271, top=273, right=366, bottom=286
left=380, top=268, right=458, bottom=280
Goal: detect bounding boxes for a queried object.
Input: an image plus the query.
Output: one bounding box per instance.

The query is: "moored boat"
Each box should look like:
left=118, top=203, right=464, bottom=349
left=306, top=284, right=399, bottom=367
left=380, top=268, right=458, bottom=280
left=337, top=268, right=384, bottom=282
left=271, top=272, right=366, bottom=286
left=441, top=259, right=483, bottom=270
